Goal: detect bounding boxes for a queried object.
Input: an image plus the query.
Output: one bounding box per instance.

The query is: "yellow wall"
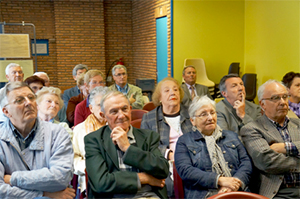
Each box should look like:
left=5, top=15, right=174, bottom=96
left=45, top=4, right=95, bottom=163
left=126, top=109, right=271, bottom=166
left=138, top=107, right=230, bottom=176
left=173, top=0, right=245, bottom=83
left=174, top=0, right=300, bottom=96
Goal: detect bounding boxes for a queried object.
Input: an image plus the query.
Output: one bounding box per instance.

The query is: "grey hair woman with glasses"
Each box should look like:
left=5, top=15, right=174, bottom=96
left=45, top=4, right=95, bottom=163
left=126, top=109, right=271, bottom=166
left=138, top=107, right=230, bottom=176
left=174, top=95, right=252, bottom=199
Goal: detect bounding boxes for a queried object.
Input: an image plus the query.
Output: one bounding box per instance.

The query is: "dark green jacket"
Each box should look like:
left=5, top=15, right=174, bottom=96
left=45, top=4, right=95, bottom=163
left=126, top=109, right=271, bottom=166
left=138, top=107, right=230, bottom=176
left=84, top=125, right=169, bottom=198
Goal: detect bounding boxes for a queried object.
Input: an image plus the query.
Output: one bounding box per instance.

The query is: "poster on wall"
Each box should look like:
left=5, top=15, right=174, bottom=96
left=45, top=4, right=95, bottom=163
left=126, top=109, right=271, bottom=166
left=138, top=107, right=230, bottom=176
left=31, top=39, right=49, bottom=56
left=0, top=34, right=30, bottom=58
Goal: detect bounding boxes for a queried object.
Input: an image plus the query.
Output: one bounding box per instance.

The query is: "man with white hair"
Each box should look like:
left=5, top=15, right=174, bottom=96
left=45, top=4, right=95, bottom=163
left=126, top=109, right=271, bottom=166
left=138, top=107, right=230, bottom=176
left=33, top=71, right=50, bottom=87
left=241, top=80, right=300, bottom=198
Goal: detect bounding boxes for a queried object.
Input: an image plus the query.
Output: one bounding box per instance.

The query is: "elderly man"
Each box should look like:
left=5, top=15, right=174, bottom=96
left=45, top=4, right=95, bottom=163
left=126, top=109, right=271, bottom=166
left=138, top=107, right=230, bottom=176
left=62, top=64, right=88, bottom=108
left=0, top=82, right=75, bottom=198
left=181, top=65, right=212, bottom=109
left=33, top=71, right=50, bottom=87
left=109, top=65, right=144, bottom=109
left=216, top=74, right=261, bottom=136
left=240, top=80, right=300, bottom=198
left=84, top=91, right=169, bottom=198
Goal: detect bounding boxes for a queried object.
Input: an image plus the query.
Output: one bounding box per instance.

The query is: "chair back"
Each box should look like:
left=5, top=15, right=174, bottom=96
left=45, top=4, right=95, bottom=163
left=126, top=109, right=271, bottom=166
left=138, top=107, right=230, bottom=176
left=242, top=73, right=257, bottom=102
left=131, top=118, right=142, bottom=128
left=184, top=58, right=215, bottom=87
left=131, top=109, right=148, bottom=121
left=228, top=62, right=240, bottom=76
left=143, top=101, right=156, bottom=111
left=173, top=161, right=184, bottom=199
left=207, top=191, right=269, bottom=199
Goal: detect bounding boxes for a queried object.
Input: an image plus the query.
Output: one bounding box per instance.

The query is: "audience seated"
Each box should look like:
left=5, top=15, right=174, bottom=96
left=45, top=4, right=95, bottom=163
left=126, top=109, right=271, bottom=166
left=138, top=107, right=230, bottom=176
left=141, top=77, right=193, bottom=197
left=282, top=71, right=300, bottom=118
left=72, top=86, right=108, bottom=195
left=84, top=91, right=169, bottom=198
left=175, top=95, right=252, bottom=199
left=216, top=74, right=261, bottom=137
left=109, top=64, right=144, bottom=109
left=24, top=75, right=45, bottom=93
left=181, top=65, right=212, bottom=110
left=66, top=74, right=88, bottom=127
left=74, top=69, right=105, bottom=126
left=241, top=80, right=300, bottom=199
left=33, top=71, right=50, bottom=87
left=0, top=82, right=75, bottom=198
left=0, top=63, right=25, bottom=122
left=36, top=86, right=73, bottom=140
left=62, top=64, right=88, bottom=108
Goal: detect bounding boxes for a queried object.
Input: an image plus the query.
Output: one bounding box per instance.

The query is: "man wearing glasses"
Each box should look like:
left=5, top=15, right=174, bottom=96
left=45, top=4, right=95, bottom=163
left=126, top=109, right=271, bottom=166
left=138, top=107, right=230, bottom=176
left=109, top=65, right=144, bottom=109
left=241, top=80, right=300, bottom=199
left=0, top=82, right=75, bottom=198
left=216, top=74, right=261, bottom=136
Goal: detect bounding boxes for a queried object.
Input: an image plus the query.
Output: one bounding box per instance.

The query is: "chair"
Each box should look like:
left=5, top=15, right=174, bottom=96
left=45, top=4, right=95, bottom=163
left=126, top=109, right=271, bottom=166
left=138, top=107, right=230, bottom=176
left=184, top=58, right=215, bottom=96
left=228, top=62, right=240, bottom=76
left=242, top=73, right=257, bottom=102
left=131, top=109, right=148, bottom=121
left=85, top=169, right=88, bottom=197
left=173, top=161, right=184, bottom=199
left=214, top=97, right=224, bottom=104
left=207, top=191, right=269, bottom=199
left=143, top=101, right=156, bottom=111
left=131, top=118, right=142, bottom=128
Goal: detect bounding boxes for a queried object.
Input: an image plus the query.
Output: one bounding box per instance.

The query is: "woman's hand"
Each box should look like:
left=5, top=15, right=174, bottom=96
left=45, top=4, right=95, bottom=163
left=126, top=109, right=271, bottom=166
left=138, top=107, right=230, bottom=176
left=218, top=177, right=241, bottom=191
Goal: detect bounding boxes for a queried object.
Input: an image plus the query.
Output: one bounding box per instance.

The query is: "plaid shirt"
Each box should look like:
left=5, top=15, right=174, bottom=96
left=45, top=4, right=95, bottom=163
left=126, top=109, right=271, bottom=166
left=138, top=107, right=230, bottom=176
left=289, top=100, right=300, bottom=118
left=269, top=117, right=300, bottom=186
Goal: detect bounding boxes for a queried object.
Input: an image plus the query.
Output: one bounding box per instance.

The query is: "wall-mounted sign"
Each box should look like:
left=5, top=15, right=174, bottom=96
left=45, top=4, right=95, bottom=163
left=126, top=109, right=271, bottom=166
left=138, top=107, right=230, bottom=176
left=31, top=39, right=49, bottom=56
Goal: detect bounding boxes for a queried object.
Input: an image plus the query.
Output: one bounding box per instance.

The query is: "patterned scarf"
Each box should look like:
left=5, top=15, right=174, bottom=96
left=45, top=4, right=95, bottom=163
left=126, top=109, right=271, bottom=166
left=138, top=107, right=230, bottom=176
left=84, top=113, right=106, bottom=133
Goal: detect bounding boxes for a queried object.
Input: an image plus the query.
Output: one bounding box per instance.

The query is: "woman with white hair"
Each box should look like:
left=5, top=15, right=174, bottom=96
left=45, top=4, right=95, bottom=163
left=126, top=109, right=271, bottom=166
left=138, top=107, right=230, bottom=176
left=174, top=95, right=252, bottom=199
left=36, top=87, right=73, bottom=139
left=72, top=86, right=108, bottom=195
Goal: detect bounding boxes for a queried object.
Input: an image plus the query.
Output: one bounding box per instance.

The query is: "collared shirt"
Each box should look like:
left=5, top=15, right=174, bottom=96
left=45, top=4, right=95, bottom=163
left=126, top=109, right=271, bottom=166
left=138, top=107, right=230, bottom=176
left=185, top=83, right=197, bottom=97
left=268, top=117, right=300, bottom=186
left=116, top=84, right=129, bottom=95
left=9, top=120, right=38, bottom=151
left=289, top=100, right=300, bottom=118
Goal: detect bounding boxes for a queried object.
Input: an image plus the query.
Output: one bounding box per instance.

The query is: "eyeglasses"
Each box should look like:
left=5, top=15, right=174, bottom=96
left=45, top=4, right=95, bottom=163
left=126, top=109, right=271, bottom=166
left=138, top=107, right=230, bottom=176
left=114, top=73, right=126, bottom=77
left=194, top=111, right=216, bottom=119
left=89, top=81, right=105, bottom=86
left=261, top=94, right=289, bottom=102
left=4, top=94, right=36, bottom=107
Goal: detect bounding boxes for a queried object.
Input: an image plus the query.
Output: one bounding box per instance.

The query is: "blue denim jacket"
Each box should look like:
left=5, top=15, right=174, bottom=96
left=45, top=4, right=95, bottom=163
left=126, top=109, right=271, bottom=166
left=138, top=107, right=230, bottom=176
left=175, top=128, right=252, bottom=199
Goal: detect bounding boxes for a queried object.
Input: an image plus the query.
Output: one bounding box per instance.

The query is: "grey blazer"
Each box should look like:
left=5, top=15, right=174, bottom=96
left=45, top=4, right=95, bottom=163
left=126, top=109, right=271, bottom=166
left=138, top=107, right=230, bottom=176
left=216, top=98, right=261, bottom=136
left=181, top=83, right=212, bottom=110
left=240, top=115, right=300, bottom=198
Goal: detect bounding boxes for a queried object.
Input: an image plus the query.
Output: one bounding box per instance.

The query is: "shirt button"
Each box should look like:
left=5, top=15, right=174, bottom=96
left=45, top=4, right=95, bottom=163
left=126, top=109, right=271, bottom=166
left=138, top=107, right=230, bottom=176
left=232, top=144, right=235, bottom=147
left=193, top=150, right=196, bottom=154
left=223, top=151, right=226, bottom=154
left=273, top=191, right=276, bottom=194
left=229, top=165, right=233, bottom=168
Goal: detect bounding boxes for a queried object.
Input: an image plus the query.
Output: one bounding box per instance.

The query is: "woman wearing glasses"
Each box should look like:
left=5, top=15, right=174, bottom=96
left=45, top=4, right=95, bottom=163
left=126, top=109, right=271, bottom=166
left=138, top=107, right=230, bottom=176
left=175, top=95, right=252, bottom=199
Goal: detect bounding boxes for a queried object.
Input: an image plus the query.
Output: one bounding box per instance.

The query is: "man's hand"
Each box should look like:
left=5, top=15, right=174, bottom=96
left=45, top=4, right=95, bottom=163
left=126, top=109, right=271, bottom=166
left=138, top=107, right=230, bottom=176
left=4, top=175, right=11, bottom=185
left=110, top=126, right=130, bottom=152
left=129, top=93, right=136, bottom=105
left=168, top=151, right=174, bottom=161
left=44, top=187, right=75, bottom=199
left=138, top=173, right=165, bottom=188
left=233, top=93, right=246, bottom=120
left=270, top=143, right=286, bottom=154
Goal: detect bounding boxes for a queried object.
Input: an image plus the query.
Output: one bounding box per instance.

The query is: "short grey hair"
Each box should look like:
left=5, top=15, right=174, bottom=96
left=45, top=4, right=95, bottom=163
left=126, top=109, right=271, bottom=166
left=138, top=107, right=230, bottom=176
left=112, top=65, right=127, bottom=76
left=219, top=74, right=240, bottom=96
left=182, top=65, right=195, bottom=75
left=100, top=91, right=130, bottom=113
left=5, top=63, right=23, bottom=75
left=188, top=95, right=216, bottom=119
left=36, top=87, right=64, bottom=109
left=89, top=86, right=109, bottom=107
left=72, top=64, right=88, bottom=76
left=257, top=79, right=286, bottom=101
left=33, top=72, right=50, bottom=81
left=0, top=82, right=33, bottom=109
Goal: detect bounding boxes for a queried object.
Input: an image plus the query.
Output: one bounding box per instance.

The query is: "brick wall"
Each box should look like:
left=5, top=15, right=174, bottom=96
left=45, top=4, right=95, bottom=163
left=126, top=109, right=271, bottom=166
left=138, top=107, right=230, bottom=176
left=0, top=0, right=171, bottom=92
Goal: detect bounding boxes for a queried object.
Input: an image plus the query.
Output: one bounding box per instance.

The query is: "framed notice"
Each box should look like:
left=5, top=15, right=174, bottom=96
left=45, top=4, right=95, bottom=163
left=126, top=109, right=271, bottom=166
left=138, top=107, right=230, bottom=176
left=0, top=34, right=30, bottom=58
left=31, top=39, right=49, bottom=56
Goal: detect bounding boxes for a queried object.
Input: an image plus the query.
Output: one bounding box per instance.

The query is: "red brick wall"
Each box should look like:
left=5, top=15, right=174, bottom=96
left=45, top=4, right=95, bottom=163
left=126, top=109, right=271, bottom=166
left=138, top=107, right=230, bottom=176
left=0, top=0, right=171, bottom=91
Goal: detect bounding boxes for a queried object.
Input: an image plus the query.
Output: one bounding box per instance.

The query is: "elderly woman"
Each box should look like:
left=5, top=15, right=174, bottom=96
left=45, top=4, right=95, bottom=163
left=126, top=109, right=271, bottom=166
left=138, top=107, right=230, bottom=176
left=72, top=86, right=108, bottom=194
left=282, top=72, right=300, bottom=118
left=175, top=95, right=252, bottom=199
left=24, top=75, right=45, bottom=93
left=141, top=77, right=193, bottom=197
left=36, top=87, right=73, bottom=139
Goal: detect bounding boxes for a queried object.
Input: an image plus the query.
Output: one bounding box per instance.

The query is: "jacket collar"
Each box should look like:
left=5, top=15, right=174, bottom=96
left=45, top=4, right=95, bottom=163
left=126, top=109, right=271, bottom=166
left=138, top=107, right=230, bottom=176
left=156, top=104, right=190, bottom=123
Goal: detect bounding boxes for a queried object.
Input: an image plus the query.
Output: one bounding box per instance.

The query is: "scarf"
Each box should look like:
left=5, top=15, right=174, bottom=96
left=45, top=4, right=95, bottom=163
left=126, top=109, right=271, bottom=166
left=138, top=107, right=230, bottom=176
left=84, top=113, right=106, bottom=133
